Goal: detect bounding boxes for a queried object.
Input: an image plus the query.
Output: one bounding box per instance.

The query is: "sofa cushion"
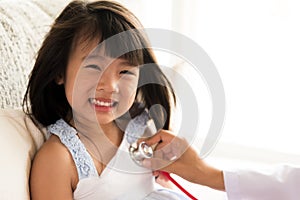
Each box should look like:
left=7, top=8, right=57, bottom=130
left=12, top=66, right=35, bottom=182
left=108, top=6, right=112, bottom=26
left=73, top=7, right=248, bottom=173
left=0, top=0, right=70, bottom=109
left=0, top=1, right=69, bottom=198
left=0, top=109, right=46, bottom=199
left=0, top=0, right=53, bottom=109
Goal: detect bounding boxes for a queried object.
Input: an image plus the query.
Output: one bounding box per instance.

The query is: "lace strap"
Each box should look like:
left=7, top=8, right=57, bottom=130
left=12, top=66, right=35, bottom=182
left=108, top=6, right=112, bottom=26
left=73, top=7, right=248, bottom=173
left=47, top=119, right=98, bottom=180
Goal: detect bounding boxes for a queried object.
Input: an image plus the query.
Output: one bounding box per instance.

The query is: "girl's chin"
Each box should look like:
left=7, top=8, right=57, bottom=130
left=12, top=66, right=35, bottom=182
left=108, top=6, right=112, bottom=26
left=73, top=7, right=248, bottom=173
left=96, top=119, right=114, bottom=125
left=95, top=114, right=121, bottom=125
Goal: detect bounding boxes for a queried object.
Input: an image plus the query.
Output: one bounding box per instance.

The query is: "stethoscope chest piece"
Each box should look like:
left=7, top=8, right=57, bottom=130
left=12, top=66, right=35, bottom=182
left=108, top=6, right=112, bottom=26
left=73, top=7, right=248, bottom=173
left=129, top=141, right=153, bottom=166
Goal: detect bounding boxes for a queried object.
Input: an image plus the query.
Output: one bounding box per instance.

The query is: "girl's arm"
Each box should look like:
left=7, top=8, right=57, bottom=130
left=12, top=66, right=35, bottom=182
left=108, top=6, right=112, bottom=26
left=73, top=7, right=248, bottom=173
left=30, top=135, right=76, bottom=200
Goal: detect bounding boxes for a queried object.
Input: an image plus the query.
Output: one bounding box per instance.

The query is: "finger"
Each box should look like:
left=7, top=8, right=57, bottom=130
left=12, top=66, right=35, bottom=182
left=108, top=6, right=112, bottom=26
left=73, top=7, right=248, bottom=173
left=157, top=171, right=170, bottom=181
left=154, top=142, right=179, bottom=161
left=137, top=131, right=162, bottom=146
left=153, top=170, right=160, bottom=177
left=143, top=130, right=175, bottom=147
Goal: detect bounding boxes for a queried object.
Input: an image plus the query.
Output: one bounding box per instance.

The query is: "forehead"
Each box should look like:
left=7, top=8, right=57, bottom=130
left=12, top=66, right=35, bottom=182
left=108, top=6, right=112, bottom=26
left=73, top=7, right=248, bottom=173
left=71, top=36, right=100, bottom=58
left=71, top=37, right=134, bottom=67
left=70, top=29, right=143, bottom=67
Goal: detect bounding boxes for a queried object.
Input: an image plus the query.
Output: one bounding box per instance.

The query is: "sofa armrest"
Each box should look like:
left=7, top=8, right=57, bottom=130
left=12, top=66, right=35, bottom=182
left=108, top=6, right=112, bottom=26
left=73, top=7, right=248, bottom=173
left=0, top=109, right=46, bottom=199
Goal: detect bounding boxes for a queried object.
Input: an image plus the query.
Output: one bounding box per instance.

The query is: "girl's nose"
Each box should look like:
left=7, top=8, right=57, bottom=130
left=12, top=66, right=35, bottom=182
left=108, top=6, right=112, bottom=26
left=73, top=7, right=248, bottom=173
left=96, top=69, right=119, bottom=93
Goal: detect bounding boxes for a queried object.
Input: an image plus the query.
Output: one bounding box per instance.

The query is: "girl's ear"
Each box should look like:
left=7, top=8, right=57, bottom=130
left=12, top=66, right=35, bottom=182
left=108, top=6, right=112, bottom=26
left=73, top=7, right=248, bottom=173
left=55, top=75, right=64, bottom=85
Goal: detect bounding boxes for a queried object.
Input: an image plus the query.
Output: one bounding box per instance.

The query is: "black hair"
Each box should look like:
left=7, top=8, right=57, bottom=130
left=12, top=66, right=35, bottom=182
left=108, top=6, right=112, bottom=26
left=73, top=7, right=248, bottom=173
left=23, top=0, right=176, bottom=130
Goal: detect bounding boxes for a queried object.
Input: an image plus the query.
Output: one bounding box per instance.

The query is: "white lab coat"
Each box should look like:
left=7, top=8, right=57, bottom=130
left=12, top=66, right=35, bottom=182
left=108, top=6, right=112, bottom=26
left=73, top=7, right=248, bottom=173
left=223, top=164, right=300, bottom=200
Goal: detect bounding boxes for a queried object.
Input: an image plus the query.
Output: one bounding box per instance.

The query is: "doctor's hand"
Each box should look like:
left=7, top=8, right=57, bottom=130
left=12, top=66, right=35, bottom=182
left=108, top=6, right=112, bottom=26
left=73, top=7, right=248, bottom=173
left=139, top=130, right=225, bottom=191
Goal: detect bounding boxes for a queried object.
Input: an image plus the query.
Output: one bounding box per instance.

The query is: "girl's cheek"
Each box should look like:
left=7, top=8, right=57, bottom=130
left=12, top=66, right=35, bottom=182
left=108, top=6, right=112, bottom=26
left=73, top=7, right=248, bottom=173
left=119, top=80, right=138, bottom=96
left=75, top=71, right=103, bottom=90
left=119, top=86, right=137, bottom=99
left=80, top=70, right=102, bottom=82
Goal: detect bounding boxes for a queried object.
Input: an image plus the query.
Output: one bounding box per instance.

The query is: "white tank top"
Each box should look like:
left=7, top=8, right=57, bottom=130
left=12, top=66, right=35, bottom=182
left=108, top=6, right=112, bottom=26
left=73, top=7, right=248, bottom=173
left=47, top=119, right=188, bottom=200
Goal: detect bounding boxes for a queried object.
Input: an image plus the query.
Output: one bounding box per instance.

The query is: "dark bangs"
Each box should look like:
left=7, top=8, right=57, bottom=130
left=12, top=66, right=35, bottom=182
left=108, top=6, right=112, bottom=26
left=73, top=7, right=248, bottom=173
left=74, top=2, right=145, bottom=66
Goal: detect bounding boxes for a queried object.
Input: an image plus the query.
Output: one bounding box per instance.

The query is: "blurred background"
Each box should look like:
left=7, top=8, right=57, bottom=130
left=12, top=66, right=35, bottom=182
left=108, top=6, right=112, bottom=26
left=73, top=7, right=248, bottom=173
left=117, top=0, right=300, bottom=199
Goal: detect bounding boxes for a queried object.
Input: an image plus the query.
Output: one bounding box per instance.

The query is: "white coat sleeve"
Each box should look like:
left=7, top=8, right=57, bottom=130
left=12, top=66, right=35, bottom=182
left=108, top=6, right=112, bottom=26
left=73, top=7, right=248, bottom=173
left=223, top=164, right=300, bottom=200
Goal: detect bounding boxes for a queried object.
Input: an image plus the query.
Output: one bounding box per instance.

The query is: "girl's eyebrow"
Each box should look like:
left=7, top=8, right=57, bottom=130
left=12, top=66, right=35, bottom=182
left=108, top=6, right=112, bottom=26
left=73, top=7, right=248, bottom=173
left=119, top=60, right=136, bottom=67
left=82, top=55, right=137, bottom=67
left=82, top=54, right=106, bottom=61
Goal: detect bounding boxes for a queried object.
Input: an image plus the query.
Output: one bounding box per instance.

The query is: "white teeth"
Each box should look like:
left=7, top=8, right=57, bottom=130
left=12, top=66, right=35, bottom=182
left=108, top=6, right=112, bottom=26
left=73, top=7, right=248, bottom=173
left=90, top=98, right=113, bottom=107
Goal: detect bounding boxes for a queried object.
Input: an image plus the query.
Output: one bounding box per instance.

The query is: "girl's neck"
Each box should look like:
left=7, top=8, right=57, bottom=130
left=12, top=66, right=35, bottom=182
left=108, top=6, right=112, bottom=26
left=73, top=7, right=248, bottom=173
left=69, top=117, right=124, bottom=147
left=69, top=117, right=124, bottom=166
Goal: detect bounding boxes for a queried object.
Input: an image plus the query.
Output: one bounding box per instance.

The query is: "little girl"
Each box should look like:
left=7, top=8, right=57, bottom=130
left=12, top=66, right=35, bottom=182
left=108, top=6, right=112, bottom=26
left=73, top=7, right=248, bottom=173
left=23, top=1, right=188, bottom=199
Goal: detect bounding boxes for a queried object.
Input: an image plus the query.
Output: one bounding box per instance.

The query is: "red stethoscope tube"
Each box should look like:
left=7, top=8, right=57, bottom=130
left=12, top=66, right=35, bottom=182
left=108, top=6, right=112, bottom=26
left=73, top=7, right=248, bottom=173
left=160, top=171, right=198, bottom=200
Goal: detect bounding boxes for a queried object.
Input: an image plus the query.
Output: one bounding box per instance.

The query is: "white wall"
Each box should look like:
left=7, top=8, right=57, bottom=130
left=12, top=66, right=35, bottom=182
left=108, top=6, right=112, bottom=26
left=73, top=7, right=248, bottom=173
left=118, top=1, right=300, bottom=199
left=191, top=0, right=300, bottom=156
left=120, top=0, right=300, bottom=156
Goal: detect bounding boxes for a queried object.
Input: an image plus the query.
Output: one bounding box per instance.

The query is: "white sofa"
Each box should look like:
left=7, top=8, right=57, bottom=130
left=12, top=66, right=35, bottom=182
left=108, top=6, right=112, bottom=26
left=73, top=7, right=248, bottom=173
left=0, top=1, right=70, bottom=199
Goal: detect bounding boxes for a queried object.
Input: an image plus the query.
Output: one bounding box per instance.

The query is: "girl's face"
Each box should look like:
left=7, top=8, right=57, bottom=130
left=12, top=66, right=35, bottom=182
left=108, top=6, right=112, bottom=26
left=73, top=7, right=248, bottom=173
left=62, top=38, right=139, bottom=125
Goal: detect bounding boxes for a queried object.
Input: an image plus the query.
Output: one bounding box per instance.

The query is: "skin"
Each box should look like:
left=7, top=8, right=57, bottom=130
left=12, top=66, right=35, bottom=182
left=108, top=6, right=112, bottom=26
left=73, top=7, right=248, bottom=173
left=30, top=37, right=139, bottom=199
left=140, top=130, right=225, bottom=191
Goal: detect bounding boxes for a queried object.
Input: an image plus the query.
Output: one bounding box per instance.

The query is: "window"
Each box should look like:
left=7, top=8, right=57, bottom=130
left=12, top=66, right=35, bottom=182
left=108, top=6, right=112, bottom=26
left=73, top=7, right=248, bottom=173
left=121, top=0, right=300, bottom=161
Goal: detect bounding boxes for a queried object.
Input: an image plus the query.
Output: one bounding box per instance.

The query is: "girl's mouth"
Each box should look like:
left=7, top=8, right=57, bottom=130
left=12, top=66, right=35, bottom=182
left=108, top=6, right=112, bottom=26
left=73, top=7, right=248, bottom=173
left=88, top=98, right=118, bottom=111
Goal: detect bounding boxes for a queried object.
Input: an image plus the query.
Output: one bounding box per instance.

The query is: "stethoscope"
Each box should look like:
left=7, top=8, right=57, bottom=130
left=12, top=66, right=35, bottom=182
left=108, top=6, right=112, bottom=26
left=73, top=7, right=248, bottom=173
left=125, top=110, right=198, bottom=200
left=129, top=141, right=153, bottom=166
left=124, top=109, right=154, bottom=166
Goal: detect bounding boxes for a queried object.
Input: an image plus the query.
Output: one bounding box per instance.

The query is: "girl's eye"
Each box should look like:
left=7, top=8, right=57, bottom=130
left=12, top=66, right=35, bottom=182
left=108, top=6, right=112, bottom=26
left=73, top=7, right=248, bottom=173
left=85, top=64, right=102, bottom=71
left=120, top=70, right=135, bottom=75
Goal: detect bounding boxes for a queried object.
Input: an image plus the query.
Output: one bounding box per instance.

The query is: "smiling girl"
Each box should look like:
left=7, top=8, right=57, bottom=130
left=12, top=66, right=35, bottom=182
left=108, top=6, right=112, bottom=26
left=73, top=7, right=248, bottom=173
left=23, top=1, right=189, bottom=200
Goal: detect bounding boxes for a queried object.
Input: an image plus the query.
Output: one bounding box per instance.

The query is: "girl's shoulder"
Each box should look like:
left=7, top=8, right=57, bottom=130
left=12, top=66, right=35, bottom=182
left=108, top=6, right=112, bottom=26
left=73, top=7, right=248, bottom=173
left=38, top=134, right=77, bottom=168
left=30, top=135, right=78, bottom=194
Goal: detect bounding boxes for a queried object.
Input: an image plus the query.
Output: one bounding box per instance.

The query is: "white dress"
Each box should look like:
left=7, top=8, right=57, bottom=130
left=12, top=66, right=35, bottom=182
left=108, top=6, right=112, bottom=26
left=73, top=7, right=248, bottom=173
left=47, top=119, right=188, bottom=200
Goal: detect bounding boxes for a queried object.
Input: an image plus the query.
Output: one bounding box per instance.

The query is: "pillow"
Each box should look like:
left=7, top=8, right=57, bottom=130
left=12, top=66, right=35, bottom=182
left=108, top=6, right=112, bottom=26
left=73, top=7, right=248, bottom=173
left=0, top=0, right=70, bottom=109
left=0, top=109, right=46, bottom=200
